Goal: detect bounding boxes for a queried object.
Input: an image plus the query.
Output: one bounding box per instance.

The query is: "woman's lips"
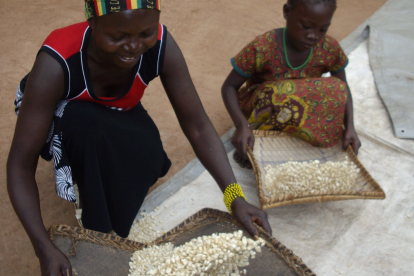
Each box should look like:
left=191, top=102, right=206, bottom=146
left=302, top=43, right=315, bottom=49
left=117, top=55, right=139, bottom=64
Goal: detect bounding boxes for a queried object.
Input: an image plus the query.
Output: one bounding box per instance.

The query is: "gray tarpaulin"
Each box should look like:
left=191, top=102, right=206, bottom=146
left=341, top=0, right=414, bottom=139
left=133, top=1, right=414, bottom=275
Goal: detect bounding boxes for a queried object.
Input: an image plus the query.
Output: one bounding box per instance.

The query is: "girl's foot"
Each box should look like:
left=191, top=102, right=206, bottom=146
left=233, top=150, right=252, bottom=169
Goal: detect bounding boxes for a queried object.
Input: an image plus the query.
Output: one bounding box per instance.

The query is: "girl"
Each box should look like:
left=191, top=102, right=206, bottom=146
left=7, top=1, right=271, bottom=275
left=222, top=0, right=361, bottom=168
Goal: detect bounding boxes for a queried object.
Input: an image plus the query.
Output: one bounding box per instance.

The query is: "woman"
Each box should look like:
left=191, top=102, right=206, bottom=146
left=222, top=0, right=361, bottom=168
left=7, top=1, right=271, bottom=275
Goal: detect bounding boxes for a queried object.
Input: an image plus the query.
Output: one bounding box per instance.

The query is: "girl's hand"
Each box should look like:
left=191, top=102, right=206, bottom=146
left=38, top=245, right=73, bottom=276
left=232, top=126, right=255, bottom=157
left=342, top=126, right=361, bottom=155
left=231, top=197, right=272, bottom=238
left=232, top=126, right=254, bottom=168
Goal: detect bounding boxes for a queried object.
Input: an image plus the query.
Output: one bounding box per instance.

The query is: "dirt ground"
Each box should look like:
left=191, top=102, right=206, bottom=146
left=0, top=0, right=387, bottom=275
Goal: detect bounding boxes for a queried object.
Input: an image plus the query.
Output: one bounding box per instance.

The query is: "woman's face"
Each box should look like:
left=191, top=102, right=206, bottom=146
left=284, top=2, right=335, bottom=52
left=89, top=9, right=160, bottom=68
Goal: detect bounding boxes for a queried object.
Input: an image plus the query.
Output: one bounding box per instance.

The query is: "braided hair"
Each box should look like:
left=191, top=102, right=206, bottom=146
left=287, top=0, right=337, bottom=10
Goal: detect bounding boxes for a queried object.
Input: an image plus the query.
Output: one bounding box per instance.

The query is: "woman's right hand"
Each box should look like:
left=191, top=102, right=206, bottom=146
left=38, top=244, right=73, bottom=276
left=231, top=126, right=255, bottom=168
left=7, top=50, right=67, bottom=276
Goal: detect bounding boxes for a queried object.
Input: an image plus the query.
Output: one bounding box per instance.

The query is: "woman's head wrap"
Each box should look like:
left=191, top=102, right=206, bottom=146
left=85, top=0, right=161, bottom=20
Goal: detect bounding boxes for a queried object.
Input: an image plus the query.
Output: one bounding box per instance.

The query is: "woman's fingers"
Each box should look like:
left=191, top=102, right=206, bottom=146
left=233, top=199, right=273, bottom=240
left=234, top=150, right=249, bottom=168
left=237, top=152, right=245, bottom=167
left=40, top=246, right=73, bottom=276
left=233, top=149, right=253, bottom=169
left=233, top=151, right=239, bottom=162
left=43, top=262, right=60, bottom=276
left=62, top=267, right=73, bottom=276
left=240, top=158, right=246, bottom=168
left=240, top=138, right=248, bottom=158
left=232, top=128, right=255, bottom=160
left=352, top=142, right=358, bottom=155
left=244, top=136, right=254, bottom=169
left=45, top=264, right=72, bottom=276
left=343, top=137, right=361, bottom=155
left=233, top=151, right=241, bottom=163
left=343, top=127, right=361, bottom=155
left=248, top=134, right=255, bottom=151
left=232, top=151, right=238, bottom=162
left=241, top=216, right=259, bottom=239
left=342, top=139, right=350, bottom=151
left=353, top=136, right=361, bottom=155
left=232, top=199, right=259, bottom=238
left=253, top=213, right=272, bottom=235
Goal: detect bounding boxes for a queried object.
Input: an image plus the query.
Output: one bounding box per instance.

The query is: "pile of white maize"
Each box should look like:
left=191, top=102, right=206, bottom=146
left=128, top=230, right=265, bottom=276
left=128, top=211, right=161, bottom=244
left=264, top=157, right=360, bottom=197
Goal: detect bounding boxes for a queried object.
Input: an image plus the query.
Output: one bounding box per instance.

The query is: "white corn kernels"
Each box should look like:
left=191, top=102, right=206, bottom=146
left=264, top=157, right=360, bottom=197
left=128, top=230, right=265, bottom=276
left=127, top=212, right=161, bottom=244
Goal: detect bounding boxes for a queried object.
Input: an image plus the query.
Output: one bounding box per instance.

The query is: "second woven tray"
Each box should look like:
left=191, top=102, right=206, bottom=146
left=247, top=130, right=386, bottom=209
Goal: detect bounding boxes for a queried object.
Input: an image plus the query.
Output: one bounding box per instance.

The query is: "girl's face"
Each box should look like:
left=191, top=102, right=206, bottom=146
left=89, top=9, right=160, bottom=68
left=283, top=2, right=335, bottom=51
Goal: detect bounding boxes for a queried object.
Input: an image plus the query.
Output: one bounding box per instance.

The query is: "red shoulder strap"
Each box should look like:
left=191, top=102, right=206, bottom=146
left=42, top=22, right=89, bottom=59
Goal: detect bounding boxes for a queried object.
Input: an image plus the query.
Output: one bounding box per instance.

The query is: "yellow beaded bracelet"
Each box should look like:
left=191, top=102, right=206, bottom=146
left=223, top=183, right=246, bottom=214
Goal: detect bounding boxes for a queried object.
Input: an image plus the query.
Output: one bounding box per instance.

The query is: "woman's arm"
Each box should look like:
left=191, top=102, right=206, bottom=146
left=221, top=70, right=254, bottom=162
left=222, top=70, right=249, bottom=131
left=7, top=52, right=72, bottom=276
left=331, top=70, right=361, bottom=154
left=160, top=31, right=272, bottom=237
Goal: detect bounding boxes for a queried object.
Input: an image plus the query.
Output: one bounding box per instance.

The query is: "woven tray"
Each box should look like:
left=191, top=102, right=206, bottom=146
left=247, top=130, right=386, bottom=210
left=49, top=208, right=315, bottom=276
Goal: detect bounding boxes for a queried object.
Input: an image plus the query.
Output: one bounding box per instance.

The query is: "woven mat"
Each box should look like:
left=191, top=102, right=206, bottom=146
left=49, top=208, right=315, bottom=276
left=248, top=130, right=386, bottom=209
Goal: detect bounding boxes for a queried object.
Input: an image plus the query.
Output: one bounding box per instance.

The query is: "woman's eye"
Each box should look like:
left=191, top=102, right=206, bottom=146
left=141, top=32, right=154, bottom=38
left=302, top=24, right=312, bottom=29
left=111, top=35, right=125, bottom=41
left=320, top=29, right=328, bottom=33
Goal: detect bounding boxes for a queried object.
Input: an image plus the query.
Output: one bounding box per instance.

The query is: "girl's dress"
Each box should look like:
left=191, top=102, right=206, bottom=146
left=231, top=29, right=349, bottom=148
left=14, top=22, right=171, bottom=237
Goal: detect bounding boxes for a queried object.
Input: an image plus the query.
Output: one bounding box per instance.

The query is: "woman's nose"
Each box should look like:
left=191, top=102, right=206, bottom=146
left=124, top=37, right=142, bottom=53
left=307, top=32, right=318, bottom=41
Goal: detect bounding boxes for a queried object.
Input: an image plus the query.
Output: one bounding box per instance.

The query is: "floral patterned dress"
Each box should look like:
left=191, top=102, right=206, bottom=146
left=231, top=29, right=349, bottom=147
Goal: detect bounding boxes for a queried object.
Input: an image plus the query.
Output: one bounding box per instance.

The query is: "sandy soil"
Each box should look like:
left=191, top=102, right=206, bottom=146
left=0, top=0, right=387, bottom=274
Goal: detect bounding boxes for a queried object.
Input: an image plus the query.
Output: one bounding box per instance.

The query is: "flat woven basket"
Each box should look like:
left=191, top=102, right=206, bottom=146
left=247, top=130, right=386, bottom=210
left=49, top=208, right=315, bottom=276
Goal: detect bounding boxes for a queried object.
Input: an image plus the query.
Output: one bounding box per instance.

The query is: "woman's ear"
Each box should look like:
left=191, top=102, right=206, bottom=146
left=283, top=4, right=291, bottom=20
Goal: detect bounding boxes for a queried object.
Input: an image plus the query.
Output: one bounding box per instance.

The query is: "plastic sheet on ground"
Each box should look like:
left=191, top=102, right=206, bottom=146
left=341, top=0, right=414, bottom=139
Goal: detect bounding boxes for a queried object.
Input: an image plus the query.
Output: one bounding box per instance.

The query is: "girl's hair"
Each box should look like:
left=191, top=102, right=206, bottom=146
left=287, top=0, right=337, bottom=10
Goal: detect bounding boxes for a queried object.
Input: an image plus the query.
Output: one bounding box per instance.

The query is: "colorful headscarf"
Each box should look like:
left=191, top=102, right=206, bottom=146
left=85, top=0, right=161, bottom=20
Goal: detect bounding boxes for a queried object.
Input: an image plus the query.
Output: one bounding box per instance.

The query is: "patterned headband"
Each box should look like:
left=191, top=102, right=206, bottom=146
left=85, top=0, right=161, bottom=20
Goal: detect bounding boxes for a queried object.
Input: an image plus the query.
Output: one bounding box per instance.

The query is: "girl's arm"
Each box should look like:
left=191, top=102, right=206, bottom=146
left=160, top=32, right=272, bottom=237
left=7, top=52, right=73, bottom=276
left=221, top=70, right=255, bottom=162
left=331, top=70, right=361, bottom=154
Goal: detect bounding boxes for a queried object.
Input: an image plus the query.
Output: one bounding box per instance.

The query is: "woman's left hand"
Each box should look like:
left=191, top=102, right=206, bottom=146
left=342, top=126, right=361, bottom=155
left=231, top=197, right=272, bottom=239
